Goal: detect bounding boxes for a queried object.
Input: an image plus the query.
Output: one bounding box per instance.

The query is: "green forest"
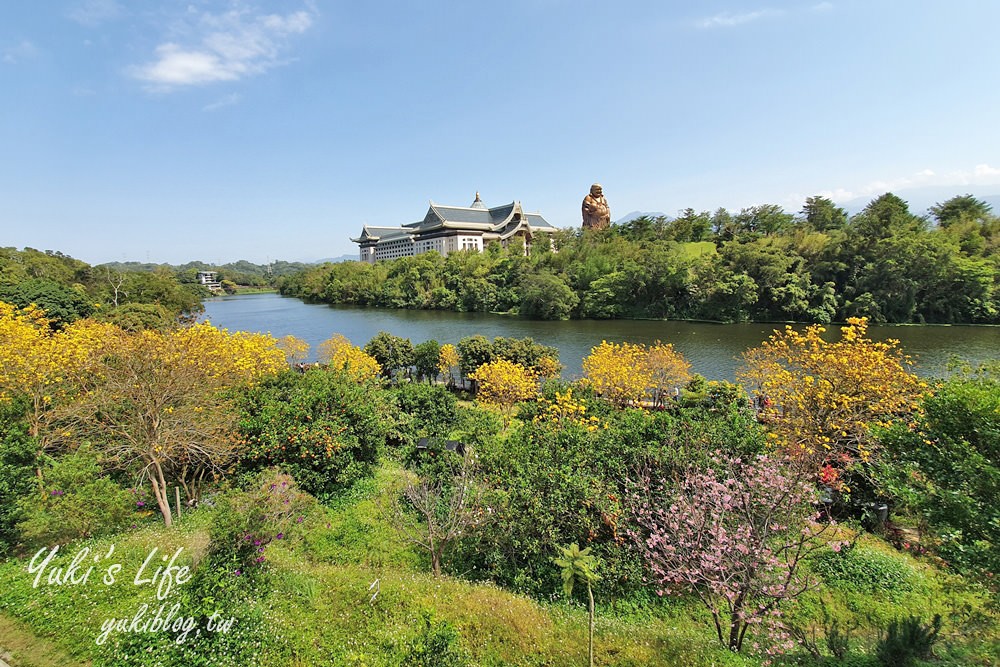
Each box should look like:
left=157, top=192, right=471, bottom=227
left=280, top=193, right=1000, bottom=324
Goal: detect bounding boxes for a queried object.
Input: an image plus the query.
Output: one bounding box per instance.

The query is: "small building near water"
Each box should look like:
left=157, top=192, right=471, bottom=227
left=196, top=271, right=223, bottom=292
left=351, top=193, right=557, bottom=263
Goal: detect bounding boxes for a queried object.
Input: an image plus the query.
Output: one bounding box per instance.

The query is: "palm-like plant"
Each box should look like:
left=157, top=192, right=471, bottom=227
left=554, top=543, right=600, bottom=667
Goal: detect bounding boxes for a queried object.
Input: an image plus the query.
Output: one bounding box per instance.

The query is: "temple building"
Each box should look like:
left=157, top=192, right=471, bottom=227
left=351, top=193, right=556, bottom=263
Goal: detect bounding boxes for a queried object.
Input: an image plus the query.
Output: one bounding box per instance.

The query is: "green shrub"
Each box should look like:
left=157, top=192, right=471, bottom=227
left=811, top=545, right=914, bottom=596
left=100, top=563, right=278, bottom=667
left=0, top=398, right=36, bottom=555
left=404, top=611, right=469, bottom=667
left=877, top=370, right=1000, bottom=577
left=393, top=382, right=458, bottom=437
left=233, top=369, right=403, bottom=499
left=206, top=468, right=316, bottom=576
left=875, top=615, right=942, bottom=666
left=16, top=446, right=134, bottom=548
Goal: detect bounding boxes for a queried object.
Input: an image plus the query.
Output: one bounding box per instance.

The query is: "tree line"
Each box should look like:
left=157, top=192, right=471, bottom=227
left=0, top=248, right=317, bottom=330
left=280, top=193, right=1000, bottom=324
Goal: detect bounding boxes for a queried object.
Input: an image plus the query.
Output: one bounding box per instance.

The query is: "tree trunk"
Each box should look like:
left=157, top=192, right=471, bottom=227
left=150, top=461, right=173, bottom=528
left=428, top=528, right=440, bottom=576
left=588, top=582, right=595, bottom=667
left=728, top=619, right=743, bottom=652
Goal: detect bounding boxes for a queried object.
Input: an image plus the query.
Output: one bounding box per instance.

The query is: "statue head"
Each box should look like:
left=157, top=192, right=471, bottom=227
left=590, top=183, right=603, bottom=197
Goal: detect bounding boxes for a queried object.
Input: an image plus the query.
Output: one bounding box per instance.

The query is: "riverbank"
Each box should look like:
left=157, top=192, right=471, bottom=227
left=234, top=287, right=278, bottom=295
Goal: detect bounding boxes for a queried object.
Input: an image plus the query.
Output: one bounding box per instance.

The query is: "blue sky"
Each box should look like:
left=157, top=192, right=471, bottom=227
left=2, top=1, right=999, bottom=265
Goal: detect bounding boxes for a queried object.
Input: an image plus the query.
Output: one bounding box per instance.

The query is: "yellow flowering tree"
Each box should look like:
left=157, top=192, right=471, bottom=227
left=468, top=358, right=538, bottom=426
left=645, top=341, right=692, bottom=406
left=277, top=334, right=309, bottom=365
left=438, top=343, right=460, bottom=387
left=59, top=323, right=287, bottom=527
left=582, top=341, right=652, bottom=408
left=0, top=302, right=112, bottom=453
left=739, top=317, right=927, bottom=473
left=535, top=355, right=562, bottom=380
left=318, top=333, right=381, bottom=381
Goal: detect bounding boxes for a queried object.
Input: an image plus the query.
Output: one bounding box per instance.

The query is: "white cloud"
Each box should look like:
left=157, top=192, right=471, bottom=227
left=812, top=164, right=1000, bottom=202
left=130, top=5, right=315, bottom=91
left=696, top=4, right=832, bottom=29
left=974, top=164, right=1000, bottom=178
left=697, top=8, right=783, bottom=29
left=67, top=0, right=123, bottom=27
left=203, top=92, right=241, bottom=111
left=2, top=40, right=39, bottom=65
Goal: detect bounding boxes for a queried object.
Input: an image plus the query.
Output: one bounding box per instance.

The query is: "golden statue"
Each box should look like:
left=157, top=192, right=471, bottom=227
left=582, top=183, right=611, bottom=230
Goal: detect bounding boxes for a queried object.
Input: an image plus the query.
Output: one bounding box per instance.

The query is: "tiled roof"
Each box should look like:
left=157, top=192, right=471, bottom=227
left=351, top=225, right=413, bottom=243
left=435, top=206, right=496, bottom=225
left=353, top=196, right=555, bottom=246
left=525, top=213, right=555, bottom=229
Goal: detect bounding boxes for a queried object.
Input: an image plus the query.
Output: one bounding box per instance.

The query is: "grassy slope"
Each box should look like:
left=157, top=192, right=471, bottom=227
left=0, top=613, right=89, bottom=667
left=0, top=463, right=996, bottom=666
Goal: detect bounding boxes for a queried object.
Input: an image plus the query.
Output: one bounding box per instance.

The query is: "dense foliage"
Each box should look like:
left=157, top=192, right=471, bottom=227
left=233, top=369, right=402, bottom=499
left=280, top=193, right=1000, bottom=323
left=877, top=366, right=1000, bottom=577
left=453, top=399, right=769, bottom=603
left=0, top=247, right=205, bottom=324
left=16, top=446, right=135, bottom=547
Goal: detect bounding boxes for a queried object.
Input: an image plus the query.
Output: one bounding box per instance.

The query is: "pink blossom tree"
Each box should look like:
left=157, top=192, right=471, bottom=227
left=629, top=453, right=841, bottom=654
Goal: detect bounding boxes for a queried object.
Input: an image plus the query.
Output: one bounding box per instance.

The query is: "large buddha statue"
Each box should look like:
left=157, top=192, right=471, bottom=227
left=582, top=183, right=611, bottom=230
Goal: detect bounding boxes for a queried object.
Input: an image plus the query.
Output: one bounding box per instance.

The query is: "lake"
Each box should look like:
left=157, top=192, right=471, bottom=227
left=202, top=293, right=999, bottom=381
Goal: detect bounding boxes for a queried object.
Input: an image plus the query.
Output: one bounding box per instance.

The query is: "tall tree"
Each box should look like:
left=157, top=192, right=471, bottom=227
left=801, top=195, right=848, bottom=232
left=364, top=331, right=415, bottom=379
left=57, top=323, right=287, bottom=526
left=582, top=341, right=652, bottom=408
left=930, top=194, right=993, bottom=226
left=852, top=192, right=925, bottom=239
left=739, top=318, right=927, bottom=485
left=413, top=339, right=442, bottom=382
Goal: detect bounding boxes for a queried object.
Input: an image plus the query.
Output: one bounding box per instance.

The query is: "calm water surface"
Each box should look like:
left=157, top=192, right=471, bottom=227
left=203, top=293, right=999, bottom=381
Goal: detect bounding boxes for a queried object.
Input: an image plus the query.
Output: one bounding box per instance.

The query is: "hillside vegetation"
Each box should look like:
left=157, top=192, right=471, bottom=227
left=0, top=303, right=997, bottom=666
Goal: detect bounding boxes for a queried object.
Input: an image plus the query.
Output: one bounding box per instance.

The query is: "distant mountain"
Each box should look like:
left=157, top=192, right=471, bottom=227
left=312, top=254, right=357, bottom=264
left=98, top=259, right=314, bottom=278
left=615, top=211, right=668, bottom=224
left=836, top=187, right=1000, bottom=217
